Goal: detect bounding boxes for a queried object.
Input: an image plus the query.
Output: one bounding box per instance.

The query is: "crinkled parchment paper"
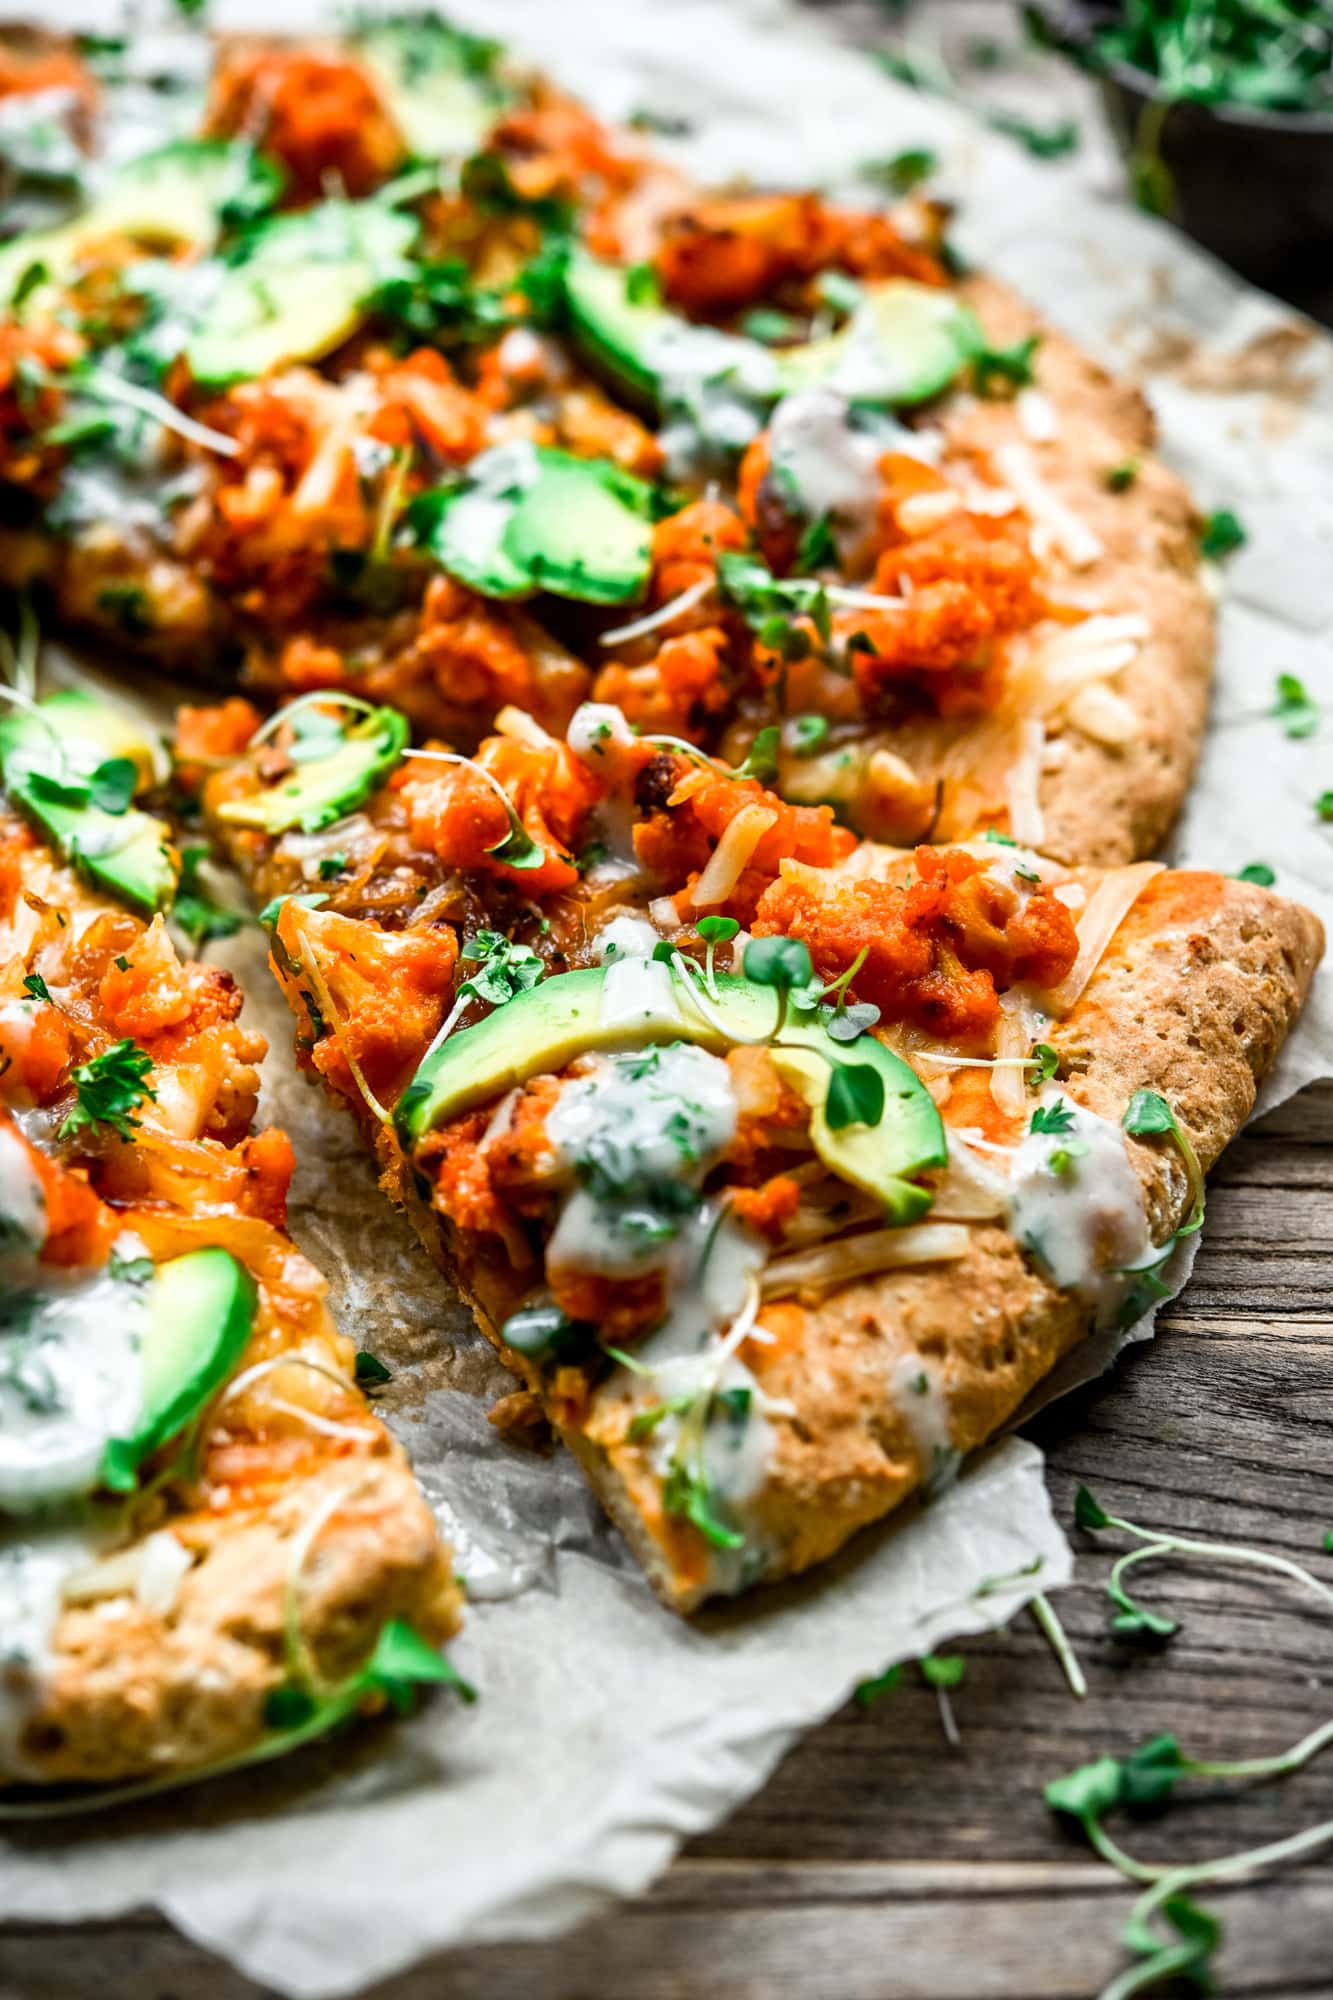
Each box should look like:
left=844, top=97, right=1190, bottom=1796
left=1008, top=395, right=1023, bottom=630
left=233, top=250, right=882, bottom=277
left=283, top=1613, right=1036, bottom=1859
left=4, top=2, right=1331, bottom=1992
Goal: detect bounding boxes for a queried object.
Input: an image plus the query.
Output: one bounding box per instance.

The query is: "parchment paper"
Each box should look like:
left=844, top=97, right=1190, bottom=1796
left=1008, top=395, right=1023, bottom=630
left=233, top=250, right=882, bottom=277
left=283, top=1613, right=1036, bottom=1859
left=4, top=3, right=1332, bottom=1992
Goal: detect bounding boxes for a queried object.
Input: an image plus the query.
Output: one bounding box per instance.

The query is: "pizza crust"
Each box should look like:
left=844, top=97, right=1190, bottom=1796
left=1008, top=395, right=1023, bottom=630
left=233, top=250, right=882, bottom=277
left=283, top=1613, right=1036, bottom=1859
left=879, top=275, right=1216, bottom=867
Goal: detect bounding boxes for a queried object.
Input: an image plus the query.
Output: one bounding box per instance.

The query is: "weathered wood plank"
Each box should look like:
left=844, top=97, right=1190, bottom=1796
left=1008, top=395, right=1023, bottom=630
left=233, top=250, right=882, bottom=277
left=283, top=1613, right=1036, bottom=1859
left=4, top=1865, right=1332, bottom=2000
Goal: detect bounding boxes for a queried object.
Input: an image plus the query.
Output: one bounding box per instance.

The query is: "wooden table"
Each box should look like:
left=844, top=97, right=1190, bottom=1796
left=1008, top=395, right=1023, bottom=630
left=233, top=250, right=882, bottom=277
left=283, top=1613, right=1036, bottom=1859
left=4, top=1082, right=1330, bottom=1999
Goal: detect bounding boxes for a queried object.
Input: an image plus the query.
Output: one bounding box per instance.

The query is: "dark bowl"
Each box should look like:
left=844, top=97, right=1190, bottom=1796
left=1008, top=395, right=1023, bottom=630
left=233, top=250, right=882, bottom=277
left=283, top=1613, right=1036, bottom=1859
left=1031, top=0, right=1333, bottom=318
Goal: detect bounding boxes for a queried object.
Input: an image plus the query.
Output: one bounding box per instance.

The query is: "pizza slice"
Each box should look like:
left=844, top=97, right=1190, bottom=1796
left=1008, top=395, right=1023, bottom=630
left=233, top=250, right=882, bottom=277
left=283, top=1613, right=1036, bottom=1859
left=0, top=688, right=463, bottom=1790
left=0, top=20, right=1211, bottom=864
left=194, top=694, right=1321, bottom=1610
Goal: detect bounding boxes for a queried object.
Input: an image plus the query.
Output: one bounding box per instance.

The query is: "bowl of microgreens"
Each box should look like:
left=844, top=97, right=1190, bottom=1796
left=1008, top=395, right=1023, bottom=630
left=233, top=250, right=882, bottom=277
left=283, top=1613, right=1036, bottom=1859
left=1030, top=0, right=1333, bottom=312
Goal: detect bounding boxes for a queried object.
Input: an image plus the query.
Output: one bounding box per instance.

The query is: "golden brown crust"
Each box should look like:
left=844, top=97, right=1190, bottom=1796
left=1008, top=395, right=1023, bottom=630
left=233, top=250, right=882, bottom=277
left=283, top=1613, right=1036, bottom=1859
left=19, top=1451, right=459, bottom=1786
left=886, top=276, right=1216, bottom=867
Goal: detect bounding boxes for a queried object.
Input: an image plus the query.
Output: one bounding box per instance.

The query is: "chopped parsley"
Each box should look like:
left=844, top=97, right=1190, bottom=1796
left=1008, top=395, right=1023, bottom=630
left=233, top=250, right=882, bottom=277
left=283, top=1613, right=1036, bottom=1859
left=59, top=1038, right=155, bottom=1142
left=1029, top=1098, right=1076, bottom=1135
left=21, top=972, right=50, bottom=1002
left=354, top=1350, right=393, bottom=1387
left=862, top=146, right=938, bottom=192
left=1103, top=457, right=1140, bottom=492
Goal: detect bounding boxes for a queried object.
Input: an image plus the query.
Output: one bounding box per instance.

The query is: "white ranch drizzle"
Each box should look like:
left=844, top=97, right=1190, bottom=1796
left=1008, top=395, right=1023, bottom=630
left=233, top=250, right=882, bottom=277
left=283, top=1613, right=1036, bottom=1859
left=1005, top=1088, right=1153, bottom=1322
left=766, top=389, right=927, bottom=560
left=889, top=1350, right=959, bottom=1496
left=0, top=1515, right=107, bottom=1775
left=0, top=1234, right=153, bottom=1512
left=593, top=914, right=661, bottom=962
left=542, top=1041, right=778, bottom=1589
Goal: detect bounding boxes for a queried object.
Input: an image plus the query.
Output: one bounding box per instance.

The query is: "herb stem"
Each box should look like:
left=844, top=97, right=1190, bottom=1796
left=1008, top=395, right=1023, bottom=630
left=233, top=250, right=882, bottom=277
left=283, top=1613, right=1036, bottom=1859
left=1029, top=1591, right=1087, bottom=1698
left=1102, top=1512, right=1333, bottom=1613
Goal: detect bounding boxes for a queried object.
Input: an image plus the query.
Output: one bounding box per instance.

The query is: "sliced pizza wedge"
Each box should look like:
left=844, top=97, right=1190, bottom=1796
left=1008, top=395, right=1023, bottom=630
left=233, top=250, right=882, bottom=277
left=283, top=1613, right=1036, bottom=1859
left=0, top=691, right=463, bottom=1790
left=195, top=695, right=1321, bottom=1610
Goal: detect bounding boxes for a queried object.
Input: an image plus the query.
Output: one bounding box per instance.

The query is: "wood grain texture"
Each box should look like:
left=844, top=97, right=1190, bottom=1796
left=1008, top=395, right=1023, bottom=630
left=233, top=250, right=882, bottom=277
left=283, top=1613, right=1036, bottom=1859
left=3, top=1082, right=1330, bottom=1999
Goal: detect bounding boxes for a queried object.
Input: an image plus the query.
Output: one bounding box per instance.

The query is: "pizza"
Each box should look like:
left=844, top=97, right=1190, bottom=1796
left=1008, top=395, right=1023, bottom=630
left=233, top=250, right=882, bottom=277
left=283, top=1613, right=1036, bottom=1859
left=0, top=17, right=1211, bottom=865
left=0, top=13, right=1321, bottom=1656
left=0, top=687, right=463, bottom=1790
left=193, top=692, right=1322, bottom=1610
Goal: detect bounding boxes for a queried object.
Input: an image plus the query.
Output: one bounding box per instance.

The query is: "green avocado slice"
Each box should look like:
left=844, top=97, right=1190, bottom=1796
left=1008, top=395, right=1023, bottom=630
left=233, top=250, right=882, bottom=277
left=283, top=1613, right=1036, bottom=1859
left=186, top=199, right=420, bottom=389
left=106, top=1248, right=258, bottom=1483
left=352, top=16, right=511, bottom=160
left=395, top=961, right=946, bottom=1221
left=0, top=688, right=178, bottom=915
left=0, top=139, right=283, bottom=309
left=561, top=252, right=981, bottom=418
left=773, top=280, right=984, bottom=405
left=215, top=705, right=409, bottom=836
left=410, top=442, right=661, bottom=605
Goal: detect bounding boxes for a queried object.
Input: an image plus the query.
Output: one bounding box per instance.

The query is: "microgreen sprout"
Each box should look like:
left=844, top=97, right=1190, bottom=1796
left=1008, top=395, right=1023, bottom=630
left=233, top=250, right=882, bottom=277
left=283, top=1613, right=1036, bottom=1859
left=1271, top=671, right=1318, bottom=740
left=696, top=913, right=740, bottom=997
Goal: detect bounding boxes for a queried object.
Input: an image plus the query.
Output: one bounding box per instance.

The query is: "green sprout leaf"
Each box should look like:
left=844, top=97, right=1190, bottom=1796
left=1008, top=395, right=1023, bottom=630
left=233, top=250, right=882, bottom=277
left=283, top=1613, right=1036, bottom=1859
left=1200, top=509, right=1246, bottom=560
left=457, top=930, right=544, bottom=1009
left=21, top=972, right=51, bottom=1002
left=354, top=1351, right=393, bottom=1387
left=1235, top=862, right=1275, bottom=886
left=973, top=333, right=1040, bottom=395
left=87, top=756, right=138, bottom=816
left=1074, top=1484, right=1111, bottom=1531
left=854, top=1663, right=903, bottom=1707
left=1272, top=672, right=1318, bottom=740
left=919, top=1653, right=967, bottom=1688
left=1032, top=1042, right=1059, bottom=1082
left=730, top=725, right=781, bottom=784
left=662, top=1459, right=745, bottom=1550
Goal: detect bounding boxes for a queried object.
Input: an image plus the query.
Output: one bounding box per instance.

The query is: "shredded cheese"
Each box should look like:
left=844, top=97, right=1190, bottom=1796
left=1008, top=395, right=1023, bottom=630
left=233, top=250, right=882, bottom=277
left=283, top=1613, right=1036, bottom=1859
left=1043, top=861, right=1165, bottom=1014
left=762, top=1222, right=970, bottom=1297
left=494, top=705, right=556, bottom=749
left=690, top=805, right=778, bottom=908
left=599, top=576, right=714, bottom=646
left=1005, top=717, right=1047, bottom=849
left=993, top=441, right=1104, bottom=570
left=1066, top=680, right=1141, bottom=747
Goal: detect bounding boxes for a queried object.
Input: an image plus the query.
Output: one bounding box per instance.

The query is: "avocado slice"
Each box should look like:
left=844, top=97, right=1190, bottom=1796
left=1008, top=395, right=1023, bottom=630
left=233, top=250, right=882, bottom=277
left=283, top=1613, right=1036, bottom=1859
left=395, top=962, right=946, bottom=1220
left=411, top=443, right=661, bottom=606
left=214, top=704, right=409, bottom=836
left=774, top=281, right=984, bottom=405
left=186, top=199, right=420, bottom=389
left=0, top=139, right=283, bottom=310
left=562, top=252, right=982, bottom=419
left=0, top=689, right=178, bottom=915
left=107, top=1247, right=258, bottom=1483
left=352, top=16, right=511, bottom=160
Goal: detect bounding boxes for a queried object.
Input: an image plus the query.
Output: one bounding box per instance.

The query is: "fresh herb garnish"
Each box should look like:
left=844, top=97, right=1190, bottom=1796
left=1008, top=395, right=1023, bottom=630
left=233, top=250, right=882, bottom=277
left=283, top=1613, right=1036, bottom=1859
left=787, top=714, right=830, bottom=757
left=1200, top=508, right=1246, bottom=559
left=729, top=725, right=781, bottom=784
left=1032, top=1042, right=1059, bottom=1083
left=973, top=333, right=1041, bottom=395
left=456, top=931, right=544, bottom=1009
left=1104, top=457, right=1140, bottom=492
left=173, top=843, right=244, bottom=948
left=1030, top=1098, right=1076, bottom=1135
left=21, top=972, right=50, bottom=1002
left=825, top=1061, right=886, bottom=1132
left=1235, top=861, right=1275, bottom=886
left=1272, top=672, right=1318, bottom=739
left=59, top=1038, right=155, bottom=1142
left=862, top=146, right=938, bottom=191
left=354, top=1350, right=393, bottom=1387
left=662, top=1457, right=745, bottom=1550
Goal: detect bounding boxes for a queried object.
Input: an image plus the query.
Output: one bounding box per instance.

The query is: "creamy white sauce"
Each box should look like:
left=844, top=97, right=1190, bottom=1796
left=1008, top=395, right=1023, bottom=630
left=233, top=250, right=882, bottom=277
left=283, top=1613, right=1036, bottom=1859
left=594, top=914, right=661, bottom=962
left=547, top=1043, right=737, bottom=1280
left=889, top=1350, right=959, bottom=1496
left=0, top=1123, right=46, bottom=1256
left=654, top=320, right=779, bottom=478
left=441, top=438, right=540, bottom=572
left=1006, top=1090, right=1153, bottom=1320
left=0, top=1237, right=152, bottom=1512
left=768, top=389, right=928, bottom=561
left=566, top=702, right=647, bottom=882
left=0, top=1516, right=104, bottom=1773
left=597, top=955, right=687, bottom=1038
